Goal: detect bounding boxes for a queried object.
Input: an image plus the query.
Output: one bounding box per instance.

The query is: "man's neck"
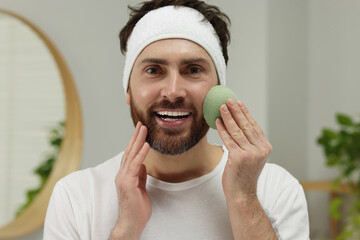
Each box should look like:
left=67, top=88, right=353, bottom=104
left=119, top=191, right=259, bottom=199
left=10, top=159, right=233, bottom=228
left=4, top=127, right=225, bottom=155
left=144, top=137, right=224, bottom=183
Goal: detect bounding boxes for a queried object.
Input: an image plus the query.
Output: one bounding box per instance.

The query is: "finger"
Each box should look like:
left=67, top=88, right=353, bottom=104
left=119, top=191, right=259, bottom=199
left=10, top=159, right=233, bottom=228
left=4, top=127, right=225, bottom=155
left=121, top=122, right=142, bottom=169
left=216, top=118, right=242, bottom=151
left=126, top=125, right=148, bottom=169
left=219, top=104, right=250, bottom=149
left=227, top=99, right=259, bottom=145
left=124, top=122, right=142, bottom=155
left=128, top=142, right=150, bottom=177
left=237, top=101, right=266, bottom=142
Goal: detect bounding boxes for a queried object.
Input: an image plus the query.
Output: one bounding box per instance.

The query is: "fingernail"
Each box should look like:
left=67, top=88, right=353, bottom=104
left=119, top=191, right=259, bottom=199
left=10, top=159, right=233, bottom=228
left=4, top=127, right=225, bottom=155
left=238, top=101, right=247, bottom=110
left=221, top=104, right=228, bottom=112
left=228, top=98, right=235, bottom=106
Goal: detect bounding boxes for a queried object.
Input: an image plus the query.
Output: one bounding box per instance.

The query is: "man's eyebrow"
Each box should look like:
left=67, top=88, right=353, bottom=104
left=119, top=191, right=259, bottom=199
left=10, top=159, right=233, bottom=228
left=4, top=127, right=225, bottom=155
left=139, top=58, right=168, bottom=65
left=138, top=57, right=211, bottom=67
left=181, top=58, right=211, bottom=67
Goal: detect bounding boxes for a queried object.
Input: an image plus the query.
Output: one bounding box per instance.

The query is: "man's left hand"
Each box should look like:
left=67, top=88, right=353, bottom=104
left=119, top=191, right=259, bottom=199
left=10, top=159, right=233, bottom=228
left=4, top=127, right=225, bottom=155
left=216, top=98, right=272, bottom=201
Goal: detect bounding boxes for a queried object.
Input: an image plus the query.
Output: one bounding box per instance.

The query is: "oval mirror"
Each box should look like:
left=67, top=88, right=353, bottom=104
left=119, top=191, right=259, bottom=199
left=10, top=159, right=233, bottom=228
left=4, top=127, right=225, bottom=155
left=0, top=9, right=82, bottom=239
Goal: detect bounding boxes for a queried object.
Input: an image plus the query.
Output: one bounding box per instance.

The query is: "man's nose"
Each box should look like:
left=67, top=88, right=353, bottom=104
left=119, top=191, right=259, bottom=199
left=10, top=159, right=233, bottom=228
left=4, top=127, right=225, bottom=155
left=160, top=71, right=187, bottom=102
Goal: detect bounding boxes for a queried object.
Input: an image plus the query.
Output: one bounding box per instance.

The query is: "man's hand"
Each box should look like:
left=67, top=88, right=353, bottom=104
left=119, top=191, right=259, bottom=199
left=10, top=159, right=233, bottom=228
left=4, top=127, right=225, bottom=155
left=111, top=122, right=151, bottom=240
left=216, top=99, right=272, bottom=200
left=216, top=99, right=277, bottom=240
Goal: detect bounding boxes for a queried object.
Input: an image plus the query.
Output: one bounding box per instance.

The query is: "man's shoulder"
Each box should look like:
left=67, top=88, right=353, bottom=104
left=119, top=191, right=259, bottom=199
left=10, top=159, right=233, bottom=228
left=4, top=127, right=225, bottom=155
left=56, top=151, right=124, bottom=190
left=45, top=152, right=124, bottom=237
left=257, top=163, right=305, bottom=214
left=261, top=163, right=300, bottom=187
left=257, top=163, right=303, bottom=203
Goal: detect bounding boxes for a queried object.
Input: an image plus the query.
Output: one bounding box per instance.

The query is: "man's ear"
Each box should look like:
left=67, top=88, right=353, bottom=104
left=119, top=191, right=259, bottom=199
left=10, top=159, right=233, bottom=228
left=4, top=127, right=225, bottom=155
left=126, top=91, right=130, bottom=105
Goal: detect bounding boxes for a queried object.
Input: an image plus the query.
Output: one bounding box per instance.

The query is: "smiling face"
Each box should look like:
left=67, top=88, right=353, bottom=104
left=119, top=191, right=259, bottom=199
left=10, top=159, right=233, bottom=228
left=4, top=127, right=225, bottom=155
left=127, top=39, right=219, bottom=155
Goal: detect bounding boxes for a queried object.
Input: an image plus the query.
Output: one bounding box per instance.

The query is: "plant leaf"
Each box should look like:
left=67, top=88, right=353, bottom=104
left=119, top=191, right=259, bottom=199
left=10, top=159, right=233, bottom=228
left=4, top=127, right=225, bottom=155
left=332, top=177, right=342, bottom=189
left=323, top=128, right=338, bottom=139
left=343, top=164, right=356, bottom=177
left=336, top=229, right=353, bottom=240
left=337, top=113, right=354, bottom=127
left=353, top=214, right=360, bottom=227
left=327, top=155, right=340, bottom=166
left=330, top=197, right=343, bottom=220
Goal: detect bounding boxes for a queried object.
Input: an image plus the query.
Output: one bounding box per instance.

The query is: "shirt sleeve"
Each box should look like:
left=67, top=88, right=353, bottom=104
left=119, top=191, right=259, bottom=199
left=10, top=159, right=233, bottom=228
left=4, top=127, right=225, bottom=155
left=269, top=180, right=310, bottom=240
left=43, top=181, right=80, bottom=240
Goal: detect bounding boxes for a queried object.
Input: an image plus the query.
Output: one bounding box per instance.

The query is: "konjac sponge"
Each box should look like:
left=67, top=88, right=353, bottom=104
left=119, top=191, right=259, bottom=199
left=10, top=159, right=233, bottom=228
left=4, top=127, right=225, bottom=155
left=203, top=85, right=238, bottom=129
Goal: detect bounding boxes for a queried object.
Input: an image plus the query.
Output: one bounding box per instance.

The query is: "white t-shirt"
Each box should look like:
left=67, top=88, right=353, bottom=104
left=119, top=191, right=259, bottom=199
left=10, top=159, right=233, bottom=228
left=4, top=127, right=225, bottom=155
left=44, top=146, right=309, bottom=240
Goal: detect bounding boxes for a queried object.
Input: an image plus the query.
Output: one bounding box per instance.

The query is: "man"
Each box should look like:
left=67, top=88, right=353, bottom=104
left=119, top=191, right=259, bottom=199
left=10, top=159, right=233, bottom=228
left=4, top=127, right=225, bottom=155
left=44, top=0, right=309, bottom=239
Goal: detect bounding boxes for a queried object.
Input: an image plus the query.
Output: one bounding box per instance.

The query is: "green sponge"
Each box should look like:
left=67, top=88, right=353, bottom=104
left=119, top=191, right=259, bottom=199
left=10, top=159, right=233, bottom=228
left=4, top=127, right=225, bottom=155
left=203, top=85, right=238, bottom=129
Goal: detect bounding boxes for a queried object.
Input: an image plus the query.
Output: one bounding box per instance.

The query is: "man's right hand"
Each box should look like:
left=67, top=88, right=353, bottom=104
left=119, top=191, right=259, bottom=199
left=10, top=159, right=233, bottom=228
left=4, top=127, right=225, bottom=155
left=111, top=122, right=151, bottom=240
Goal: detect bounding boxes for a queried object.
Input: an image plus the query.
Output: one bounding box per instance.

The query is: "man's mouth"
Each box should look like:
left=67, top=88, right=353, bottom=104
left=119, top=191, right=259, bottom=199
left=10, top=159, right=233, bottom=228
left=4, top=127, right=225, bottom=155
left=154, top=110, right=192, bottom=122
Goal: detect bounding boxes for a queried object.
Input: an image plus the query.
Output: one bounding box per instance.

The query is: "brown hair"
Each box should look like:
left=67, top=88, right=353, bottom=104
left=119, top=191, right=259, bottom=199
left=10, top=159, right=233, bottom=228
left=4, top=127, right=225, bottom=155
left=119, top=0, right=231, bottom=65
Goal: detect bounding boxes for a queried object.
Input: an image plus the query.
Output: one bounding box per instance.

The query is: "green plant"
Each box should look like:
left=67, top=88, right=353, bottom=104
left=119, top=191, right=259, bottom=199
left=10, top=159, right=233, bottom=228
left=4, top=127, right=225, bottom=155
left=317, top=113, right=360, bottom=240
left=15, top=121, right=65, bottom=216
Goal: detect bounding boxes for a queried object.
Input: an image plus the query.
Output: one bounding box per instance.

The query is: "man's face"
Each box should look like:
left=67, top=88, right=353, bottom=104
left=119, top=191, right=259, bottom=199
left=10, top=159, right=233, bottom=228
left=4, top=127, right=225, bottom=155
left=126, top=39, right=218, bottom=155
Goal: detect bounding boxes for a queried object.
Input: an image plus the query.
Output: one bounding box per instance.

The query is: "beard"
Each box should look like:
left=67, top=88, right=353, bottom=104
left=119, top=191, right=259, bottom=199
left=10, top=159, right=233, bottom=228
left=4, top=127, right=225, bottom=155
left=129, top=91, right=209, bottom=155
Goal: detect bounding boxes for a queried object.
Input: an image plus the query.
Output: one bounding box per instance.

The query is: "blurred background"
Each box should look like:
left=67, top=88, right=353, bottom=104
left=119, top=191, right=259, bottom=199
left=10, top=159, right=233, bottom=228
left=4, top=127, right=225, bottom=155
left=0, top=0, right=359, bottom=239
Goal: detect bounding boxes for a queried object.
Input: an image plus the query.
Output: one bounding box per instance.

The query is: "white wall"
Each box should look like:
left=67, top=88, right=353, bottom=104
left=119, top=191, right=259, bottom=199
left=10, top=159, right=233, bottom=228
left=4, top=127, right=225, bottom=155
left=306, top=1, right=360, bottom=238
left=267, top=0, right=360, bottom=238
left=307, top=0, right=360, bottom=182
left=267, top=0, right=308, bottom=180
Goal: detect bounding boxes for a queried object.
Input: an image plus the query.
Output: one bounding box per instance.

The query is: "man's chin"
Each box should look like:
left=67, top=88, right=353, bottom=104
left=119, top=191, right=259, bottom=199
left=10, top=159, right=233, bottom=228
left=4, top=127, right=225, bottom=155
left=148, top=140, right=195, bottom=156
left=146, top=127, right=189, bottom=154
left=146, top=124, right=209, bottom=156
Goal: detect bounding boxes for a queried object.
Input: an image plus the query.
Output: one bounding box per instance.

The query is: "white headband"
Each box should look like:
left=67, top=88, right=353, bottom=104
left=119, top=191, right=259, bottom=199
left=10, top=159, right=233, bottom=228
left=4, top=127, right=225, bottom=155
left=122, top=5, right=226, bottom=94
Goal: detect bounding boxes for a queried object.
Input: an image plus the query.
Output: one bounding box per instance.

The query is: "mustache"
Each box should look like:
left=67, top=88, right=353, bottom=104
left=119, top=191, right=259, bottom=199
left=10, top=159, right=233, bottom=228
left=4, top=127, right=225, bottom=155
left=149, top=98, right=196, bottom=111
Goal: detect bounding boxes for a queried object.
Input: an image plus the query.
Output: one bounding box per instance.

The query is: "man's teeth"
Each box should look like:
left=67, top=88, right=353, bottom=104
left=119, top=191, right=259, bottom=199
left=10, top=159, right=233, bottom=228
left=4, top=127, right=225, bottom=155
left=160, top=118, right=180, bottom=122
left=156, top=111, right=190, bottom=117
left=155, top=111, right=191, bottom=121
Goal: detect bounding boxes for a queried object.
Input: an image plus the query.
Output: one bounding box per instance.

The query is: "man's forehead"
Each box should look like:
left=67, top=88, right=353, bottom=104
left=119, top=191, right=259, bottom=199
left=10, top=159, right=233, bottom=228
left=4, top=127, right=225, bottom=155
left=136, top=38, right=214, bottom=64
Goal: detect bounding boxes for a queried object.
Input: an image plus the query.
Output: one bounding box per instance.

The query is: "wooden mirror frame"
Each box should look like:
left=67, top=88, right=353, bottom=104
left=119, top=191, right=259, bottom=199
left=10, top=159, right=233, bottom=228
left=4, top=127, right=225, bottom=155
left=0, top=9, right=83, bottom=239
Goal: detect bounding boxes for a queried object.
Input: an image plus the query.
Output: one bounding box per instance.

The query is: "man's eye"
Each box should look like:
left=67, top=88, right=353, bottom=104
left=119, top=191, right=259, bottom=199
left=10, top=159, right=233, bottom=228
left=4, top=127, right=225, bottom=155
left=145, top=67, right=160, bottom=74
left=188, top=67, right=201, bottom=74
